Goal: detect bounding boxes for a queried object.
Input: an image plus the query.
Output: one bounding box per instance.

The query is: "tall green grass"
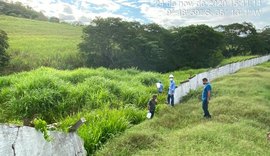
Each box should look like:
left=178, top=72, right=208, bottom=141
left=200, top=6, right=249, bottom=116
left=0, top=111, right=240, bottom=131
left=96, top=62, right=270, bottom=156
left=0, top=66, right=204, bottom=155
left=0, top=67, right=204, bottom=122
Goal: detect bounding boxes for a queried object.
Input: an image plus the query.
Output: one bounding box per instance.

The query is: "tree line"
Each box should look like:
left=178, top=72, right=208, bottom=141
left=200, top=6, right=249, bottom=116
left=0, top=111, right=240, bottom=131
left=0, top=16, right=270, bottom=73
left=0, top=1, right=68, bottom=24
left=0, top=1, right=47, bottom=21
left=79, top=18, right=270, bottom=72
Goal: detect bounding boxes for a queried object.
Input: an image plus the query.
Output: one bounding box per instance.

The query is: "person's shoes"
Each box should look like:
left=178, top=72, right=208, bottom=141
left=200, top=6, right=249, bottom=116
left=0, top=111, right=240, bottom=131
left=203, top=115, right=211, bottom=119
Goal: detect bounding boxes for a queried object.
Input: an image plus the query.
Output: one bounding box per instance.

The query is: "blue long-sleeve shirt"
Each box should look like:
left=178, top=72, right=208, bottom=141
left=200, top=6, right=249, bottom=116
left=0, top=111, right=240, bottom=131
left=158, top=83, right=163, bottom=93
left=168, top=80, right=175, bottom=94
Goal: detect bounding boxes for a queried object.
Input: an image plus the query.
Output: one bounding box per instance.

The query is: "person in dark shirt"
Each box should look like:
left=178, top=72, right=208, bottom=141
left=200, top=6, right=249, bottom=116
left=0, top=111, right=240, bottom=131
left=201, top=78, right=212, bottom=118
left=148, top=94, right=158, bottom=119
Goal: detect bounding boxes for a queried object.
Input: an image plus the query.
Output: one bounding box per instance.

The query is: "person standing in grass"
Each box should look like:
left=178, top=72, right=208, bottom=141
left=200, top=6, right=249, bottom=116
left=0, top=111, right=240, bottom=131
left=202, top=78, right=212, bottom=118
left=156, top=81, right=163, bottom=94
left=167, top=74, right=175, bottom=106
left=148, top=94, right=158, bottom=119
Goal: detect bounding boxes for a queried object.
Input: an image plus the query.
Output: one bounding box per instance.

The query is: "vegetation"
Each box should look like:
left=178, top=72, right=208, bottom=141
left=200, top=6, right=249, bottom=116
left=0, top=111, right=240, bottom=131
left=79, top=19, right=269, bottom=72
left=0, top=65, right=204, bottom=154
left=33, top=118, right=50, bottom=141
left=0, top=15, right=83, bottom=74
left=0, top=1, right=47, bottom=21
left=96, top=62, right=270, bottom=156
left=0, top=12, right=269, bottom=155
left=216, top=22, right=270, bottom=57
left=0, top=29, right=9, bottom=70
left=219, top=55, right=258, bottom=66
left=0, top=15, right=268, bottom=74
left=79, top=18, right=225, bottom=72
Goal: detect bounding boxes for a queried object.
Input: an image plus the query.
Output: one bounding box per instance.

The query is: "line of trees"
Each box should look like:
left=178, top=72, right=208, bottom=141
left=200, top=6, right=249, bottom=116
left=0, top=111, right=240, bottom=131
left=0, top=1, right=47, bottom=21
left=79, top=18, right=270, bottom=72
left=0, top=1, right=82, bottom=25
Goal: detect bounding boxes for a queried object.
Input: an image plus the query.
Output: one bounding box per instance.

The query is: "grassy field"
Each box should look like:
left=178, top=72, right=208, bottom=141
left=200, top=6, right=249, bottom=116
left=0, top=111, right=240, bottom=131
left=0, top=15, right=83, bottom=73
left=0, top=65, right=205, bottom=154
left=0, top=15, right=267, bottom=155
left=96, top=61, right=270, bottom=156
left=219, top=55, right=259, bottom=66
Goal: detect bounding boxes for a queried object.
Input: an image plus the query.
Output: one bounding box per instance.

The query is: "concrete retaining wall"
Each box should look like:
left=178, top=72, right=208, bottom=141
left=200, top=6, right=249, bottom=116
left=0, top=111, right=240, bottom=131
left=174, top=55, right=270, bottom=104
left=0, top=124, right=86, bottom=156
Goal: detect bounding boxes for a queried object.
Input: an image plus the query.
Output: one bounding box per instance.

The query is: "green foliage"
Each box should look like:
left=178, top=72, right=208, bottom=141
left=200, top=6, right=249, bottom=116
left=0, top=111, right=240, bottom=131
left=170, top=25, right=225, bottom=68
left=0, top=1, right=47, bottom=21
left=0, top=15, right=83, bottom=74
left=96, top=62, right=270, bottom=155
left=58, top=107, right=145, bottom=154
left=79, top=18, right=226, bottom=72
left=216, top=22, right=270, bottom=57
left=0, top=66, right=203, bottom=123
left=79, top=18, right=171, bottom=72
left=0, top=15, right=268, bottom=74
left=0, top=65, right=204, bottom=155
left=0, top=29, right=9, bottom=69
left=33, top=118, right=50, bottom=141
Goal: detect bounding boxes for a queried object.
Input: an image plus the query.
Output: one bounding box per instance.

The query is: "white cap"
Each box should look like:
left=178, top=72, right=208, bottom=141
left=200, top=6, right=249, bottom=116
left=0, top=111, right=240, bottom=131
left=169, top=74, right=174, bottom=78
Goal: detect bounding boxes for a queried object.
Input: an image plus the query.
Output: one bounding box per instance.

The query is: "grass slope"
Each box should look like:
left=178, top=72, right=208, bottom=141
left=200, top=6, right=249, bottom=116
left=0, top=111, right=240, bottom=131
left=219, top=55, right=259, bottom=66
left=0, top=15, right=83, bottom=72
left=96, top=62, right=270, bottom=156
left=0, top=66, right=204, bottom=154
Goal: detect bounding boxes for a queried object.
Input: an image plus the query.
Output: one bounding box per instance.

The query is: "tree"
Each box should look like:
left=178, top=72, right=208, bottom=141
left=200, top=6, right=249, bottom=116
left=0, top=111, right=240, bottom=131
left=0, top=30, right=9, bottom=69
left=170, top=25, right=225, bottom=68
left=79, top=18, right=227, bottom=72
left=0, top=1, right=47, bottom=21
left=256, top=27, right=270, bottom=54
left=49, top=17, right=60, bottom=23
left=215, top=22, right=257, bottom=57
left=79, top=17, right=172, bottom=72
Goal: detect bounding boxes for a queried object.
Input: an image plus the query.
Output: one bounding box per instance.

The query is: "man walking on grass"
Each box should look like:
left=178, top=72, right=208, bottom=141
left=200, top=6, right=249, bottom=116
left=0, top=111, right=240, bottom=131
left=202, top=78, right=212, bottom=118
left=167, top=74, right=175, bottom=106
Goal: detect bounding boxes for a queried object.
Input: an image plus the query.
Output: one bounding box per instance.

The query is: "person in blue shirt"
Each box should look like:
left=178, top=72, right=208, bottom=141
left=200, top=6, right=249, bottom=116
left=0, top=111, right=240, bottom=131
left=167, top=74, right=175, bottom=106
left=157, top=81, right=163, bottom=94
left=201, top=78, right=212, bottom=118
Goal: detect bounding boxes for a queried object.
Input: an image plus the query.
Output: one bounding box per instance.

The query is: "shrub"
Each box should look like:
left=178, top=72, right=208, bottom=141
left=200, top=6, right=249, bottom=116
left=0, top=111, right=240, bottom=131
left=0, top=29, right=9, bottom=69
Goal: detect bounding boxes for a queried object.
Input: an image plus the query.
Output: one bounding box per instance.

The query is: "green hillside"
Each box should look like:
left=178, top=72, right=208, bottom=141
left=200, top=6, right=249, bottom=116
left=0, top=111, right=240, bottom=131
left=0, top=15, right=268, bottom=155
left=0, top=15, right=260, bottom=74
left=0, top=15, right=83, bottom=72
left=96, top=62, right=270, bottom=156
left=0, top=64, right=205, bottom=154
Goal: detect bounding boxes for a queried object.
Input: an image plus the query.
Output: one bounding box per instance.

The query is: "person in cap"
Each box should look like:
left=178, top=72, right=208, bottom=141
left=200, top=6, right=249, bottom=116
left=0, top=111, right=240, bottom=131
left=167, top=74, right=175, bottom=106
left=201, top=78, right=212, bottom=118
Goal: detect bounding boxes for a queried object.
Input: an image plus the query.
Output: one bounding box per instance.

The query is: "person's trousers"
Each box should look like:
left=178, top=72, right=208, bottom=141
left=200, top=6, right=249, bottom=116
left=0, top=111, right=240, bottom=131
left=150, top=110, right=155, bottom=119
left=202, top=100, right=211, bottom=118
left=167, top=94, right=174, bottom=106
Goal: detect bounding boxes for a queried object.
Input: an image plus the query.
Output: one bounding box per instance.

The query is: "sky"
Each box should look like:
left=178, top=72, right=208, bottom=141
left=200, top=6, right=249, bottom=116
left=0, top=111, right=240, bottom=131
left=4, top=0, right=270, bottom=29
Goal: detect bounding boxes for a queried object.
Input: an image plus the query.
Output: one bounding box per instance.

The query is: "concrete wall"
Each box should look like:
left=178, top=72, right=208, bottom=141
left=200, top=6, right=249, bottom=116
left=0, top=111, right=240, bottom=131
left=174, top=55, right=270, bottom=104
left=0, top=124, right=86, bottom=156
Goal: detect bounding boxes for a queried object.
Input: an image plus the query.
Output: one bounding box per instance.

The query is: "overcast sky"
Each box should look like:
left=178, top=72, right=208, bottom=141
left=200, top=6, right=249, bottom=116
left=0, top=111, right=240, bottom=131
left=4, top=0, right=270, bottom=29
